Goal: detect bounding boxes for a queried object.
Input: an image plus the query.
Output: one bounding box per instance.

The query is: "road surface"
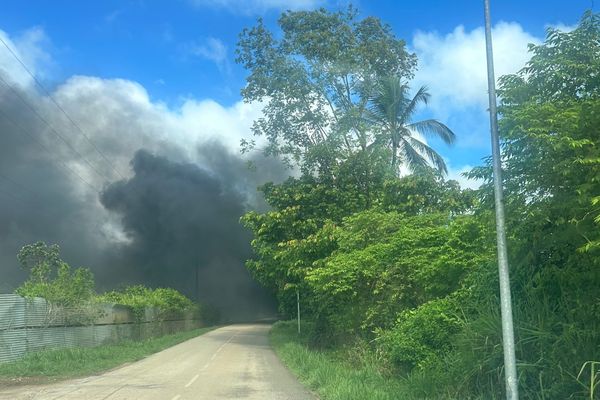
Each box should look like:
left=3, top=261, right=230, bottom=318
left=0, top=323, right=316, bottom=400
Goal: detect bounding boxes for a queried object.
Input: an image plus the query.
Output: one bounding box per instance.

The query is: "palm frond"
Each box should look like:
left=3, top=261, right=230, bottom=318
left=408, top=119, right=456, bottom=145
left=398, top=139, right=431, bottom=173
left=367, top=76, right=408, bottom=125
left=404, top=135, right=449, bottom=174
left=400, top=85, right=430, bottom=123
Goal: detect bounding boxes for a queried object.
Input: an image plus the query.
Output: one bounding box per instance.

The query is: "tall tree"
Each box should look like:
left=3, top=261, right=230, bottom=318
left=236, top=6, right=416, bottom=174
left=368, top=76, right=455, bottom=174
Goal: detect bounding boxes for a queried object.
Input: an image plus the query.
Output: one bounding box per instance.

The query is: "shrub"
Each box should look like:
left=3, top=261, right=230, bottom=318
left=376, top=297, right=461, bottom=372
left=96, top=285, right=197, bottom=321
left=15, top=242, right=95, bottom=307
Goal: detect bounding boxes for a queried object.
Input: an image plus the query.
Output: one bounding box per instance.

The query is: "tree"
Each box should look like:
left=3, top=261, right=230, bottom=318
left=381, top=171, right=475, bottom=216
left=305, top=210, right=491, bottom=337
left=462, top=12, right=600, bottom=398
left=15, top=242, right=95, bottom=307
left=236, top=6, right=416, bottom=173
left=240, top=175, right=360, bottom=315
left=367, top=76, right=455, bottom=174
left=468, top=11, right=600, bottom=255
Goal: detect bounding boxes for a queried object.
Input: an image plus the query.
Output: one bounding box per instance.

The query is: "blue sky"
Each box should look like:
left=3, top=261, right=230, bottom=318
left=0, top=0, right=592, bottom=187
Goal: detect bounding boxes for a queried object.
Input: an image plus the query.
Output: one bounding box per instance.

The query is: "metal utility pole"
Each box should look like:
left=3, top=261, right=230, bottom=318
left=483, top=1, right=519, bottom=399
left=296, top=289, right=301, bottom=334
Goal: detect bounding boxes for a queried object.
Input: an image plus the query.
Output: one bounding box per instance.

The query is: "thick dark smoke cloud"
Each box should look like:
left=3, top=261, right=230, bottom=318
left=0, top=84, right=110, bottom=292
left=0, top=42, right=287, bottom=319
left=99, top=150, right=275, bottom=318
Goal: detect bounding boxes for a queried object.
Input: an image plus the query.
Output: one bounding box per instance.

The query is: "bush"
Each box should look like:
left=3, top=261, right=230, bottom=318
left=15, top=242, right=95, bottom=307
left=376, top=297, right=461, bottom=372
left=97, top=285, right=197, bottom=321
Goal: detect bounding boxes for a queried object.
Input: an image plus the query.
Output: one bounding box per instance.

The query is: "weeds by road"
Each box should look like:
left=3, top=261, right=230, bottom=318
left=0, top=326, right=215, bottom=385
left=270, top=321, right=412, bottom=400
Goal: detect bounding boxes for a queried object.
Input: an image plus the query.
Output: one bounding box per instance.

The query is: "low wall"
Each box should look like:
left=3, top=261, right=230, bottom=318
left=0, top=294, right=203, bottom=364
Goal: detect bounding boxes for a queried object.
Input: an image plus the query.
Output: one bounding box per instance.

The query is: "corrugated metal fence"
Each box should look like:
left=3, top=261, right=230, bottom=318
left=0, top=294, right=202, bottom=364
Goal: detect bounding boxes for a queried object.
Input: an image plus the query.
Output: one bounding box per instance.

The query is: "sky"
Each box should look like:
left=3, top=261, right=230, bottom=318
left=0, top=0, right=592, bottom=187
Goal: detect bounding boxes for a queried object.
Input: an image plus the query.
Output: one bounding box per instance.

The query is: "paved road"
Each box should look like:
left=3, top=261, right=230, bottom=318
left=0, top=324, right=315, bottom=400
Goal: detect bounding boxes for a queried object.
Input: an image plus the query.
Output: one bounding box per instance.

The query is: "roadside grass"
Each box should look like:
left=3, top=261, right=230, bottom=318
left=270, top=320, right=414, bottom=400
left=0, top=326, right=215, bottom=383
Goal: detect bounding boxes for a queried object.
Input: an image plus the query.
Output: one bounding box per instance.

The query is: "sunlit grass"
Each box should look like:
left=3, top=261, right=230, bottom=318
left=0, top=326, right=214, bottom=380
left=270, top=321, right=413, bottom=400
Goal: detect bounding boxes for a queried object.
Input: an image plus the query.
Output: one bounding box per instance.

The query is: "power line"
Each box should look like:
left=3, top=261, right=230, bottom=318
left=0, top=104, right=102, bottom=194
left=0, top=36, right=128, bottom=182
left=0, top=74, right=113, bottom=185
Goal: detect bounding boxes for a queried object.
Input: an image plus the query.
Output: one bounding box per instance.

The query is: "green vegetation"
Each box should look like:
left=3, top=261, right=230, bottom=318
left=6, top=244, right=218, bottom=383
left=14, top=241, right=205, bottom=322
left=97, top=285, right=198, bottom=320
left=15, top=242, right=95, bottom=307
left=237, top=5, right=453, bottom=179
left=271, top=321, right=408, bottom=400
left=0, top=326, right=214, bottom=382
left=239, top=9, right=600, bottom=399
left=367, top=75, right=455, bottom=173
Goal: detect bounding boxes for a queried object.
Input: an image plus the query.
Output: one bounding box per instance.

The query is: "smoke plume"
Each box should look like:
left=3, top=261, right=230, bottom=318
left=0, top=29, right=286, bottom=319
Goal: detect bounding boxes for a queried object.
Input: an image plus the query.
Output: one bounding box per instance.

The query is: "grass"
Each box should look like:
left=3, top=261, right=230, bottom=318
left=270, top=320, right=414, bottom=400
left=0, top=326, right=215, bottom=384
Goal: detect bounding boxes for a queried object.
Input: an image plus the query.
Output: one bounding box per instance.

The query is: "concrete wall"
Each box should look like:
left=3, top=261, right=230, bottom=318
left=0, top=294, right=203, bottom=364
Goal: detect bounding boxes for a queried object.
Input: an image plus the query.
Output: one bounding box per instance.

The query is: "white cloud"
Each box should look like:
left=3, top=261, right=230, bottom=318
left=412, top=22, right=539, bottom=114
left=0, top=27, right=265, bottom=188
left=52, top=75, right=263, bottom=171
left=188, top=0, right=325, bottom=14
left=446, top=164, right=482, bottom=190
left=187, top=37, right=229, bottom=72
left=547, top=23, right=577, bottom=33
left=0, top=27, right=52, bottom=88
left=177, top=97, right=264, bottom=150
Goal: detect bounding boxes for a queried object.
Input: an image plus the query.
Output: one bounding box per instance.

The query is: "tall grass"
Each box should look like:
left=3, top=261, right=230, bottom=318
left=271, top=320, right=447, bottom=400
left=0, top=326, right=214, bottom=380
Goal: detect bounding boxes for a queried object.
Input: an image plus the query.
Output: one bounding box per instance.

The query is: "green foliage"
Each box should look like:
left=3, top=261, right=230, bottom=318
left=469, top=11, right=600, bottom=254
left=241, top=172, right=378, bottom=316
left=376, top=297, right=461, bottom=372
left=14, top=243, right=203, bottom=326
left=367, top=76, right=455, bottom=173
left=381, top=172, right=476, bottom=215
left=243, top=9, right=600, bottom=400
left=237, top=6, right=416, bottom=172
left=97, top=285, right=197, bottom=321
left=242, top=169, right=473, bottom=321
left=237, top=6, right=453, bottom=181
left=15, top=242, right=95, bottom=307
left=306, top=211, right=491, bottom=337
left=461, top=11, right=600, bottom=398
left=0, top=327, right=214, bottom=381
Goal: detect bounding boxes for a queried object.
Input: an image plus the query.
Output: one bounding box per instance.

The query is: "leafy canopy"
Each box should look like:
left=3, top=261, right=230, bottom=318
left=367, top=76, right=456, bottom=174
left=236, top=6, right=416, bottom=173
left=15, top=242, right=95, bottom=307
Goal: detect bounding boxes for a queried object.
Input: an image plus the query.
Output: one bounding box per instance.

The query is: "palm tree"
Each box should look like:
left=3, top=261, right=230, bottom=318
left=367, top=76, right=455, bottom=174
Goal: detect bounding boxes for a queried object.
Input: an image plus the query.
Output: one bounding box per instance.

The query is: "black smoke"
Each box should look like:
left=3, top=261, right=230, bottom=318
left=99, top=150, right=275, bottom=319
left=0, top=65, right=286, bottom=320
left=0, top=83, right=111, bottom=293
